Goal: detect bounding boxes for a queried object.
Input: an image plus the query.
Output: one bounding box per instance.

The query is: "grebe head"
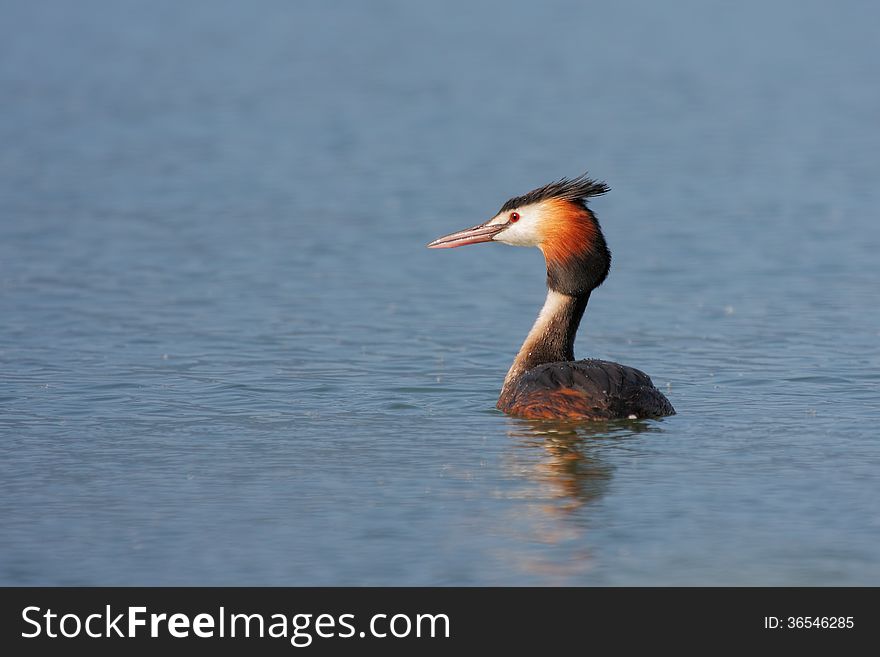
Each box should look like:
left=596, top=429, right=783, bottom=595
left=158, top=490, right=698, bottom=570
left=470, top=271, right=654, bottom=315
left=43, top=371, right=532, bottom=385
left=427, top=173, right=612, bottom=295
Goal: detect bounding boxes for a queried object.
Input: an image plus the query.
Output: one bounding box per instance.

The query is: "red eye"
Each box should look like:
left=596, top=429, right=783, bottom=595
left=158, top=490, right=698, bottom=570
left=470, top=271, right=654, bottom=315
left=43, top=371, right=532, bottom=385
left=509, top=212, right=520, bottom=223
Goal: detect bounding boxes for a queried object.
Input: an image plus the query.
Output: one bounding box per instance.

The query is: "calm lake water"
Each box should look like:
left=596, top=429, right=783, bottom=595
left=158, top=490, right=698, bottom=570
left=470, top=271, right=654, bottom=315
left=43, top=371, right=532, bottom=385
left=1, top=0, right=878, bottom=585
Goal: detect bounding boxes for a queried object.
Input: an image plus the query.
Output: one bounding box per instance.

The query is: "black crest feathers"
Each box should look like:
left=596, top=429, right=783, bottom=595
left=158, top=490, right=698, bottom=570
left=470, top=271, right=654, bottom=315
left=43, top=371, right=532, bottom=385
left=498, top=173, right=609, bottom=213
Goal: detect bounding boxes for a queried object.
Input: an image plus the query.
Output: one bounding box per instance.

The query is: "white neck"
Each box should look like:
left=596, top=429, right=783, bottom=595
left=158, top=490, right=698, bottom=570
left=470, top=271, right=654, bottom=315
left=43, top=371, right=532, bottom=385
left=500, top=289, right=587, bottom=401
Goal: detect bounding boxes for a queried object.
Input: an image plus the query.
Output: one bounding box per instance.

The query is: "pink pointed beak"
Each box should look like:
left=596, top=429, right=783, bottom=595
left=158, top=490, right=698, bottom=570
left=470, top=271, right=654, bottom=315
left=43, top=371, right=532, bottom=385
left=426, top=221, right=506, bottom=249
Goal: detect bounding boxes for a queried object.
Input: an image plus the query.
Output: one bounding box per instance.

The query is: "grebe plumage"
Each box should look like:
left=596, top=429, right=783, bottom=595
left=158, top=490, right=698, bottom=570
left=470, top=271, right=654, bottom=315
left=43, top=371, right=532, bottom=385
left=427, top=174, right=675, bottom=421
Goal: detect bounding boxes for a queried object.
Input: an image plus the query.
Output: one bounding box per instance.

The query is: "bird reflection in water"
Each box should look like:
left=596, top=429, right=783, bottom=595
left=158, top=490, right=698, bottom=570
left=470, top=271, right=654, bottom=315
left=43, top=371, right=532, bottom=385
left=505, top=417, right=661, bottom=514
left=497, top=418, right=665, bottom=581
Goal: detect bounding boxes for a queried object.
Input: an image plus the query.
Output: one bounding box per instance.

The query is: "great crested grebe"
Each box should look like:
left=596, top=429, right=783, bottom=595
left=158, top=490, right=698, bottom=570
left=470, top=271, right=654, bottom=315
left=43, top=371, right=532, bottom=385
left=427, top=174, right=675, bottom=420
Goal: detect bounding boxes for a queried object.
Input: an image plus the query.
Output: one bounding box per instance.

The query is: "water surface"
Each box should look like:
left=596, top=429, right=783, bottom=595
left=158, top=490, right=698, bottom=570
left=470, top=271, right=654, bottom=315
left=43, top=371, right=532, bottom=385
left=1, top=0, right=878, bottom=584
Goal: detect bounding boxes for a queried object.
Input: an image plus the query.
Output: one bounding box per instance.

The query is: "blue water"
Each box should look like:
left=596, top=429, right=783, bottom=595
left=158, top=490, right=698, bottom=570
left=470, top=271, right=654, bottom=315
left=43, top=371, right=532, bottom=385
left=1, top=0, right=878, bottom=585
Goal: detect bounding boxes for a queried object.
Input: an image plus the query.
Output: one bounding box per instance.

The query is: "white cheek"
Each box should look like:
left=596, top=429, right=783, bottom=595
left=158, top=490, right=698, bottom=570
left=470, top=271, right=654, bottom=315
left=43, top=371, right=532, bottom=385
left=494, top=219, right=542, bottom=247
left=486, top=203, right=545, bottom=247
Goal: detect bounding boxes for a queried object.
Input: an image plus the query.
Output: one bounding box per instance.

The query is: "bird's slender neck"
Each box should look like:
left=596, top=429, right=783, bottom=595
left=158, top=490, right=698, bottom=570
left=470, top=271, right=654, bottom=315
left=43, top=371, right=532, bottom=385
left=500, top=288, right=590, bottom=401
